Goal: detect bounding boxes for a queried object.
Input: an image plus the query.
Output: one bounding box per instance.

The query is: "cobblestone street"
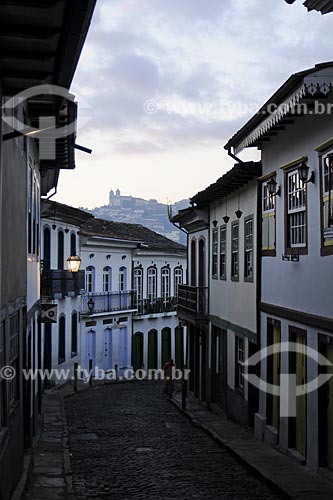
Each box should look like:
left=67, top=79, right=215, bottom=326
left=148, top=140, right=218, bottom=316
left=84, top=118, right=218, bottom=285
left=65, top=382, right=283, bottom=500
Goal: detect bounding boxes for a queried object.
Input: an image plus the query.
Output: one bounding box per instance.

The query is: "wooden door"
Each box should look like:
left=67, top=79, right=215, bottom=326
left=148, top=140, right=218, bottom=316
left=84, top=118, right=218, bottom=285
left=296, top=334, right=306, bottom=456
left=162, top=328, right=171, bottom=367
left=175, top=327, right=184, bottom=369
left=132, top=333, right=143, bottom=371
left=103, top=329, right=112, bottom=371
left=86, top=330, right=96, bottom=371
left=327, top=346, right=333, bottom=469
left=148, top=330, right=157, bottom=369
left=272, top=324, right=281, bottom=430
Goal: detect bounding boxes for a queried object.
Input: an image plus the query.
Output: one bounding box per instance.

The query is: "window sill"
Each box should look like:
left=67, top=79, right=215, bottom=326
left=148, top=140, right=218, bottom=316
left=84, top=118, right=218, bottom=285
left=285, top=247, right=308, bottom=256
left=244, top=276, right=254, bottom=283
left=231, top=276, right=239, bottom=282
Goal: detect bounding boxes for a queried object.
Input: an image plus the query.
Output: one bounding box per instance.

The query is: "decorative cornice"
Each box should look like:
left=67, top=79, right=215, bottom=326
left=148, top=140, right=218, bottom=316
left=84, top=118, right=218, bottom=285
left=235, top=76, right=333, bottom=154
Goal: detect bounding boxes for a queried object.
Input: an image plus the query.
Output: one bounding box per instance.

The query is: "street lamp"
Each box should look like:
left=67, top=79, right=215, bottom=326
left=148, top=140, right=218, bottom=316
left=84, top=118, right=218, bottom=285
left=87, top=298, right=95, bottom=313
left=298, top=161, right=315, bottom=184
left=66, top=254, right=82, bottom=273
left=267, top=177, right=281, bottom=197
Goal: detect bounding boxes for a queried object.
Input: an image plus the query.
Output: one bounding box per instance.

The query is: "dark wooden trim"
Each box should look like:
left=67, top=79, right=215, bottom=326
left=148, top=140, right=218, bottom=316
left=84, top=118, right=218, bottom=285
left=284, top=164, right=308, bottom=256
left=244, top=214, right=254, bottom=283
left=209, top=314, right=257, bottom=344
left=231, top=220, right=239, bottom=281
left=219, top=224, right=227, bottom=281
left=319, top=149, right=333, bottom=256
left=261, top=249, right=276, bottom=257
left=260, top=302, right=333, bottom=332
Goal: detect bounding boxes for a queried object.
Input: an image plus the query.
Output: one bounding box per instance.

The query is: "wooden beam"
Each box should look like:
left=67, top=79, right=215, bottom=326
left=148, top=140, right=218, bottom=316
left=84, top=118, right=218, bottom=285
left=0, top=24, right=60, bottom=39
left=0, top=50, right=55, bottom=61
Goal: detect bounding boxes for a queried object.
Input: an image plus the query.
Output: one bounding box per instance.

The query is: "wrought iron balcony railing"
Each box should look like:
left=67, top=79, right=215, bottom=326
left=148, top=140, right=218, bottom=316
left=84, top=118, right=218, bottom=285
left=133, top=296, right=177, bottom=316
left=41, top=261, right=85, bottom=299
left=82, top=291, right=135, bottom=315
left=177, top=285, right=208, bottom=319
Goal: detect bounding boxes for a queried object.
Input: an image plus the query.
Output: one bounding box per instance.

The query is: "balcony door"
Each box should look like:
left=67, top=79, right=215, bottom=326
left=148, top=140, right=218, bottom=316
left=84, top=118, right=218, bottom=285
left=103, top=328, right=113, bottom=371
left=148, top=330, right=157, bottom=370
left=86, top=330, right=96, bottom=371
left=190, top=240, right=196, bottom=286
left=132, top=332, right=143, bottom=371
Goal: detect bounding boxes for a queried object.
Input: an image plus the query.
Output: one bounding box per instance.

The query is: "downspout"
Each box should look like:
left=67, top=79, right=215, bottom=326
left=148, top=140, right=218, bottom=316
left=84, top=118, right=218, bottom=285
left=227, top=147, right=245, bottom=165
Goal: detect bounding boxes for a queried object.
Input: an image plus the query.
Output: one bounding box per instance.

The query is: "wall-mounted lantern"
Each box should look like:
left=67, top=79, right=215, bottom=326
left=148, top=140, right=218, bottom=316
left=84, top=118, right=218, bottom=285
left=223, top=216, right=230, bottom=224
left=298, top=161, right=315, bottom=184
left=267, top=177, right=281, bottom=197
left=87, top=298, right=95, bottom=313
left=212, top=220, right=218, bottom=227
left=66, top=255, right=82, bottom=273
left=235, top=210, right=243, bottom=219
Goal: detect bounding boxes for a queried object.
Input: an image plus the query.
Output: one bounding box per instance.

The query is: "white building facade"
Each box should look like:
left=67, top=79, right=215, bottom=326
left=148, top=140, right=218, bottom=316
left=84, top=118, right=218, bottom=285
left=41, top=201, right=187, bottom=383
left=225, top=62, right=333, bottom=470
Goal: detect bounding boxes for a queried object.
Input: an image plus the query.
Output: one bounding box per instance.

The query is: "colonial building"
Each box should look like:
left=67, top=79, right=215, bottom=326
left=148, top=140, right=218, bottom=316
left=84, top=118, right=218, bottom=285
left=0, top=2, right=96, bottom=499
left=225, top=61, right=333, bottom=470
left=190, top=162, right=261, bottom=425
left=41, top=201, right=187, bottom=382
left=173, top=162, right=261, bottom=426
left=132, top=237, right=186, bottom=372
left=171, top=207, right=209, bottom=402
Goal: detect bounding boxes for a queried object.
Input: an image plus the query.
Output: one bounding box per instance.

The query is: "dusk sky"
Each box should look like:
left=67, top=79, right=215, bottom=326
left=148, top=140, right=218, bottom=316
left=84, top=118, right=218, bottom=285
left=54, top=0, right=333, bottom=209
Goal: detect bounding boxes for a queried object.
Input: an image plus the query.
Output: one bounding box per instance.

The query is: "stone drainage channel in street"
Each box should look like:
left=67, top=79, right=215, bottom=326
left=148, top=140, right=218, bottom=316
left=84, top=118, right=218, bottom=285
left=64, top=381, right=285, bottom=500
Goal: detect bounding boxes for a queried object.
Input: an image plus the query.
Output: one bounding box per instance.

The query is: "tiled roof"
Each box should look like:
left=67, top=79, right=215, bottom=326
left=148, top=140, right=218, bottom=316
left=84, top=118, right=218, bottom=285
left=42, top=200, right=186, bottom=253
left=191, top=161, right=262, bottom=208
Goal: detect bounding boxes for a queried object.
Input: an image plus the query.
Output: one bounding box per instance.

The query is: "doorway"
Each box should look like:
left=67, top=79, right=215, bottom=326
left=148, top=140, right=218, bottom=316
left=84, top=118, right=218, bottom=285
left=267, top=320, right=281, bottom=431
left=161, top=328, right=171, bottom=367
left=211, top=326, right=227, bottom=411
left=289, top=327, right=307, bottom=457
left=103, top=328, right=113, bottom=371
left=86, top=330, right=96, bottom=371
left=148, top=329, right=157, bottom=369
left=319, top=341, right=333, bottom=469
left=132, top=332, right=143, bottom=371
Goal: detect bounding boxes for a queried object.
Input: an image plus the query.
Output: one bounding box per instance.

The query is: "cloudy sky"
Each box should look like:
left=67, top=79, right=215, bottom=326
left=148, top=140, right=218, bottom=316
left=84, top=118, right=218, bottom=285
left=54, top=0, right=333, bottom=209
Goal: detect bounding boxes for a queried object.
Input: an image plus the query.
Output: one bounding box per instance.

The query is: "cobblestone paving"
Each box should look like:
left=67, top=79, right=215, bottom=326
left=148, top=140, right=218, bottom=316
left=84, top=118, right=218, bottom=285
left=65, top=382, right=283, bottom=500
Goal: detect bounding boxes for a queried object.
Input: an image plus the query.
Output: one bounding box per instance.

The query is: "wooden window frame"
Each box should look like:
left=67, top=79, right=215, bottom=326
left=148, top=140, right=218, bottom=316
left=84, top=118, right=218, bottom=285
left=231, top=221, right=239, bottom=281
left=244, top=215, right=254, bottom=282
left=261, top=179, right=276, bottom=257
left=235, top=335, right=245, bottom=393
left=319, top=148, right=333, bottom=256
left=284, top=166, right=308, bottom=255
left=212, top=229, right=218, bottom=279
left=147, top=266, right=157, bottom=303
left=219, top=225, right=227, bottom=280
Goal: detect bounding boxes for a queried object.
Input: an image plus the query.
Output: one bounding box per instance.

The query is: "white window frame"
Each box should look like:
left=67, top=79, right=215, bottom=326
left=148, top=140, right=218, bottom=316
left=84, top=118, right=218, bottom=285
left=287, top=170, right=307, bottom=248
left=174, top=267, right=183, bottom=297
left=103, top=266, right=112, bottom=293
left=86, top=266, right=95, bottom=293
left=133, top=268, right=143, bottom=307
left=262, top=180, right=276, bottom=252
left=147, top=267, right=157, bottom=303
left=161, top=267, right=170, bottom=304
left=119, top=267, right=127, bottom=292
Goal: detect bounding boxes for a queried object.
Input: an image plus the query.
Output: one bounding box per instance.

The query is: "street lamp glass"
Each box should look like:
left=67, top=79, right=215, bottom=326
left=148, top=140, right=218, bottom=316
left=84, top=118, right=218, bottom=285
left=267, top=177, right=277, bottom=196
left=298, top=162, right=309, bottom=183
left=67, top=255, right=82, bottom=273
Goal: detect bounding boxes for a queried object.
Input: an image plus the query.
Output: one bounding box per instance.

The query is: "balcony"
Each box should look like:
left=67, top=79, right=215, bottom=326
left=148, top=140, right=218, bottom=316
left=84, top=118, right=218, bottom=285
left=133, top=297, right=177, bottom=316
left=177, top=285, right=208, bottom=324
left=82, top=291, right=135, bottom=315
left=41, top=263, right=85, bottom=299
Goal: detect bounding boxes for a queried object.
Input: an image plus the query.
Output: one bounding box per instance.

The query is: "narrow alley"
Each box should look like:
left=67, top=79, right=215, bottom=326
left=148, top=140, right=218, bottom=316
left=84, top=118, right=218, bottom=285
left=64, top=382, right=283, bottom=500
